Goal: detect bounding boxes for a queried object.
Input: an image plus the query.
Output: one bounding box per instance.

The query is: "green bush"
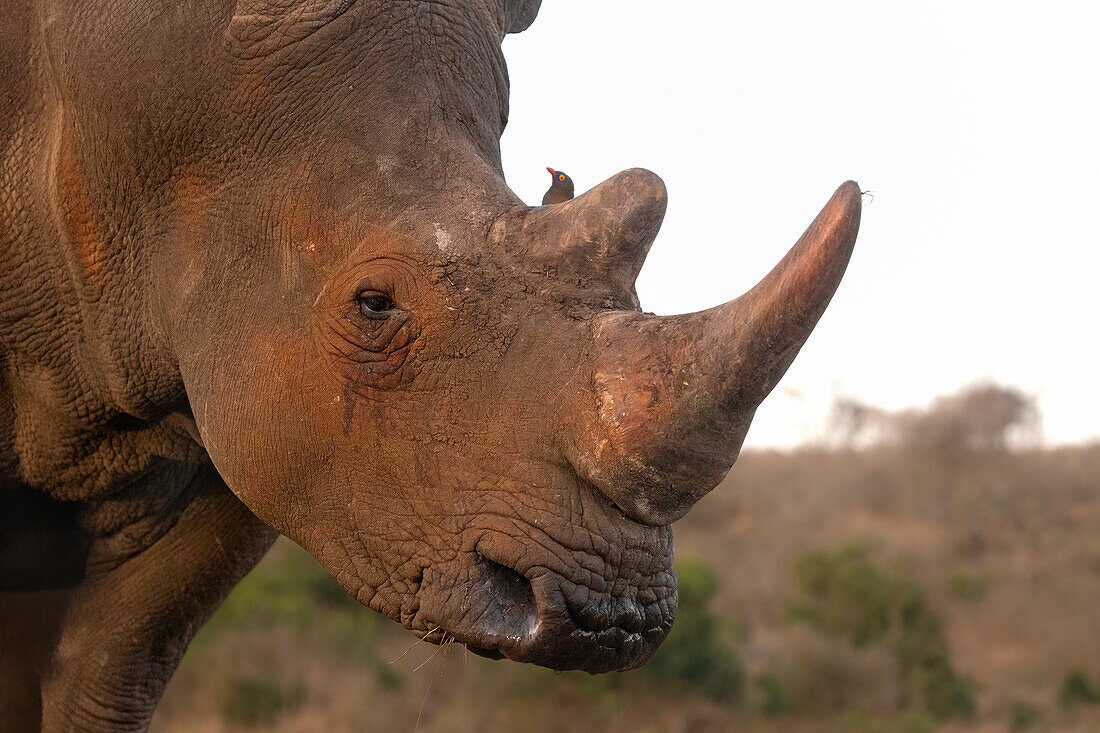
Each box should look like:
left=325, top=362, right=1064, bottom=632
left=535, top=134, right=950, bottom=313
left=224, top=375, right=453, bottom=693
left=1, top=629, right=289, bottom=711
left=1008, top=699, right=1040, bottom=731
left=205, top=540, right=401, bottom=689
left=755, top=673, right=794, bottom=716
left=947, top=571, right=989, bottom=602
left=1059, top=669, right=1100, bottom=707
left=789, top=542, right=899, bottom=646
left=789, top=542, right=974, bottom=721
left=641, top=557, right=744, bottom=703
left=215, top=541, right=356, bottom=627
left=888, top=708, right=938, bottom=733
left=220, top=676, right=305, bottom=728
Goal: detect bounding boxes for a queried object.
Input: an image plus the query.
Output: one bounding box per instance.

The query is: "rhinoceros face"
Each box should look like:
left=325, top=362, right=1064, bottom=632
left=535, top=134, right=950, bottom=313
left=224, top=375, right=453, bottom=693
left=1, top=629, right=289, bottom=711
left=158, top=0, right=860, bottom=672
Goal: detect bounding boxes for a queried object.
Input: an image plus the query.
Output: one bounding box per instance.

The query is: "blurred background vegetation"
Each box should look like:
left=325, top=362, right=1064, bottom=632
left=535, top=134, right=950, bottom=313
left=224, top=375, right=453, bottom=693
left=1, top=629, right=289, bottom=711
left=153, top=383, right=1100, bottom=732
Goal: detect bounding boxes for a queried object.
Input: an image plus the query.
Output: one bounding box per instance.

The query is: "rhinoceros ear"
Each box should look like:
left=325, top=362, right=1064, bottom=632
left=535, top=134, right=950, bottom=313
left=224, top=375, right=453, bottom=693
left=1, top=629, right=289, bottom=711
left=503, top=0, right=542, bottom=34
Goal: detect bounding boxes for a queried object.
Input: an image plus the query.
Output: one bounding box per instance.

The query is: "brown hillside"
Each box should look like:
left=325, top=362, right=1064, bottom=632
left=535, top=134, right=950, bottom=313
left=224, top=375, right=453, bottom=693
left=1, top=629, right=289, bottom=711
left=155, top=445, right=1100, bottom=732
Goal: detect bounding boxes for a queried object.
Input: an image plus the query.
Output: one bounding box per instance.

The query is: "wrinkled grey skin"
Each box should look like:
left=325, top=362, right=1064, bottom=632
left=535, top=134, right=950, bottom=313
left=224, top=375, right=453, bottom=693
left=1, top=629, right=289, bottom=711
left=0, top=1, right=860, bottom=730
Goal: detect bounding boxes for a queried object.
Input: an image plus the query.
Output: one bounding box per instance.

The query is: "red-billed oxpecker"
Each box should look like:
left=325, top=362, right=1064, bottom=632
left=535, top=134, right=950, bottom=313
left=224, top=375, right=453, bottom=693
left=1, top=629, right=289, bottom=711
left=542, top=167, right=575, bottom=205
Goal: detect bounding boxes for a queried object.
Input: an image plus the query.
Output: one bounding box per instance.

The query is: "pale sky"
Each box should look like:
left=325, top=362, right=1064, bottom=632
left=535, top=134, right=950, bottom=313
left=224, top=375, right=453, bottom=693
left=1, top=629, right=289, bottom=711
left=500, top=1, right=1099, bottom=448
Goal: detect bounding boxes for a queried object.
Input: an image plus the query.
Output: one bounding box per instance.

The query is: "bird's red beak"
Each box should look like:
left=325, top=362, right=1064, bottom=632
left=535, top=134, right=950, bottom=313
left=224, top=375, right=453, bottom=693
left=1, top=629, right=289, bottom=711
left=546, top=167, right=556, bottom=177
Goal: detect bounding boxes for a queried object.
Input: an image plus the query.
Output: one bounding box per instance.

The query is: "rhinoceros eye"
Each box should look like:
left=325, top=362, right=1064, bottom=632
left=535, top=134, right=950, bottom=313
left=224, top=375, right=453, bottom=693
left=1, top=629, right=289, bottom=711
left=357, top=291, right=396, bottom=317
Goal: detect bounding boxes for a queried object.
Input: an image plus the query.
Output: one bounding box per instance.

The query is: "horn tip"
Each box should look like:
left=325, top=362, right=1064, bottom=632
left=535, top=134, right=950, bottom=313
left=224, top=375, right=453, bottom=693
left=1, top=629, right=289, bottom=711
left=619, top=167, right=667, bottom=200
left=824, top=180, right=864, bottom=241
left=838, top=180, right=862, bottom=207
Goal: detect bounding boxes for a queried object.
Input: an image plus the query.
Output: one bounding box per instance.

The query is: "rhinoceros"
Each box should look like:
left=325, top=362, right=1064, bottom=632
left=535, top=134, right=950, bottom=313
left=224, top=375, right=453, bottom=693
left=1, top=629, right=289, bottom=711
left=0, top=0, right=860, bottom=729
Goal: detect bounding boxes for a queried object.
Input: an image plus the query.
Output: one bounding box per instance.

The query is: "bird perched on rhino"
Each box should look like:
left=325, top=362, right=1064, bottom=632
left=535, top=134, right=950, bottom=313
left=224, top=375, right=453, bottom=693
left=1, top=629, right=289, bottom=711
left=542, top=167, right=575, bottom=204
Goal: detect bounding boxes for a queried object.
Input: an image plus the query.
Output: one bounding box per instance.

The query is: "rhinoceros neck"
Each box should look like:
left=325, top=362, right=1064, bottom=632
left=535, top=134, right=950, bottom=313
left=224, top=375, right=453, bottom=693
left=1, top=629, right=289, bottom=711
left=1, top=87, right=203, bottom=503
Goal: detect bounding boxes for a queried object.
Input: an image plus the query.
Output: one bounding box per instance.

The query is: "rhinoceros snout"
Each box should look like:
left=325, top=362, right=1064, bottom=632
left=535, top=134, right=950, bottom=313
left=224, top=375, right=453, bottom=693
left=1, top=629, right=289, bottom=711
left=410, top=510, right=676, bottom=672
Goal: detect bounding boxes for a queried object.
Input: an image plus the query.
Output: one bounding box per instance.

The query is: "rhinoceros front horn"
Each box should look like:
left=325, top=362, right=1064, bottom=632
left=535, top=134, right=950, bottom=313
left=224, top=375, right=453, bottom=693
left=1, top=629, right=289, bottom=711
left=557, top=176, right=862, bottom=525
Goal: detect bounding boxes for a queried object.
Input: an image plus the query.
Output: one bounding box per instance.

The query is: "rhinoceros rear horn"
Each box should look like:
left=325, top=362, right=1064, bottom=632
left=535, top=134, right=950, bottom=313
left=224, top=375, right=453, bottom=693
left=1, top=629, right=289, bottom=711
left=503, top=0, right=543, bottom=34
left=504, top=169, right=668, bottom=307
left=564, top=181, right=862, bottom=526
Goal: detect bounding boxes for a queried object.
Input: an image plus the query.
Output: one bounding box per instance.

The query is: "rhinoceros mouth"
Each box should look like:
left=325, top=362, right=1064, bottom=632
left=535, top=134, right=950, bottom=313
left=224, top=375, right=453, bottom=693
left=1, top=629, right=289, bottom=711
left=409, top=530, right=676, bottom=673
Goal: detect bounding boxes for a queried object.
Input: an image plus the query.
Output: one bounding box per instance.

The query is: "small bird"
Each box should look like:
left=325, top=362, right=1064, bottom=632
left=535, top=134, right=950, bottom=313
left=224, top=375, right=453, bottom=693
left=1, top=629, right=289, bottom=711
left=542, top=167, right=575, bottom=205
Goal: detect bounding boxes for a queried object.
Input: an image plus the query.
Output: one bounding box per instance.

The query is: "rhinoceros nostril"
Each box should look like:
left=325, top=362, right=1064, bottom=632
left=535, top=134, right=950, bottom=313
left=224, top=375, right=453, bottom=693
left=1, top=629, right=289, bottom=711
left=473, top=553, right=538, bottom=641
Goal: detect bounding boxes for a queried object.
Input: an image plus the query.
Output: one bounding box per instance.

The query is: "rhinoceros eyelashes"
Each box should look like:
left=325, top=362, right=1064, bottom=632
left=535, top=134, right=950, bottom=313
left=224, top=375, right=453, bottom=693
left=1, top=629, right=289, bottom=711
left=357, top=291, right=396, bottom=318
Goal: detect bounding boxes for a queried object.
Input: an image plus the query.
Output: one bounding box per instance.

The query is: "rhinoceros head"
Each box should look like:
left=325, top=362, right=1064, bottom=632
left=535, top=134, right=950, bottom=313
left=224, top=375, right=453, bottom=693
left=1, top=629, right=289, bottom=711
left=153, top=0, right=860, bottom=672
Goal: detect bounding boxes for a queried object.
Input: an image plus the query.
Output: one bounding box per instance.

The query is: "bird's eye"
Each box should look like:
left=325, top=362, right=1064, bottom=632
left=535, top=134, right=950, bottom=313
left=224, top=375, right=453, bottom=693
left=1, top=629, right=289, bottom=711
left=558, top=174, right=565, bottom=181
left=357, top=292, right=396, bottom=317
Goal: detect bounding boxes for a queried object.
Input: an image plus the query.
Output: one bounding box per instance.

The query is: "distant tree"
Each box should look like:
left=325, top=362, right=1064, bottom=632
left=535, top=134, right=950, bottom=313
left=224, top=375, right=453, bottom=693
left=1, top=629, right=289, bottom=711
left=825, top=383, right=1040, bottom=452
left=824, top=396, right=884, bottom=448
